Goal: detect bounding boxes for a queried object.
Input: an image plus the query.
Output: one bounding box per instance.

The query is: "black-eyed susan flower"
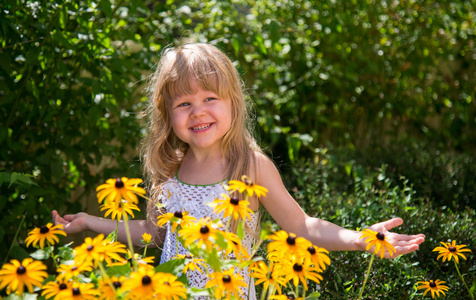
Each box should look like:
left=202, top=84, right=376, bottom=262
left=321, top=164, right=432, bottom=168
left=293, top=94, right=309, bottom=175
left=416, top=279, right=450, bottom=299
left=121, top=266, right=165, bottom=300
left=221, top=231, right=251, bottom=261
left=98, top=276, right=126, bottom=300
left=57, top=282, right=98, bottom=300
left=250, top=260, right=286, bottom=294
left=305, top=244, right=331, bottom=271
left=213, top=194, right=254, bottom=221
left=96, top=177, right=146, bottom=205
left=267, top=231, right=311, bottom=258
left=73, top=234, right=108, bottom=264
left=24, top=223, right=67, bottom=249
left=360, top=228, right=396, bottom=259
left=100, top=199, right=140, bottom=221
left=74, top=234, right=127, bottom=266
left=433, top=240, right=472, bottom=264
left=0, top=258, right=48, bottom=295
left=205, top=268, right=247, bottom=300
left=153, top=272, right=188, bottom=300
left=56, top=261, right=93, bottom=281
left=227, top=175, right=268, bottom=198
left=179, top=217, right=218, bottom=251
left=109, top=249, right=155, bottom=267
left=174, top=254, right=206, bottom=274
left=279, top=256, right=323, bottom=291
left=157, top=211, right=197, bottom=233
left=41, top=277, right=73, bottom=300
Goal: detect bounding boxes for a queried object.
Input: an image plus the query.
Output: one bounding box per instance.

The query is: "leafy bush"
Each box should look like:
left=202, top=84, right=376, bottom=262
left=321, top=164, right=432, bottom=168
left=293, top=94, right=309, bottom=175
left=282, top=152, right=476, bottom=299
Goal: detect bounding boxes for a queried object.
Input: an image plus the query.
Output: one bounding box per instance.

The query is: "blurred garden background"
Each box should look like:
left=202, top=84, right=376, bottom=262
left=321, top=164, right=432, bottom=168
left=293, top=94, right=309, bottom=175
left=1, top=0, right=475, bottom=298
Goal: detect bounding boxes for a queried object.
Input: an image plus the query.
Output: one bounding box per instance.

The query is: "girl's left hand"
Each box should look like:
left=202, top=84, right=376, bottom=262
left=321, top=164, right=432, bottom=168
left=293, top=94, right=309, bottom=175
left=357, top=217, right=425, bottom=259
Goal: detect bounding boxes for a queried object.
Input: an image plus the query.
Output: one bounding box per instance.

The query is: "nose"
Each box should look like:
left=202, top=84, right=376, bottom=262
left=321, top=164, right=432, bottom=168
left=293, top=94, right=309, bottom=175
left=191, top=104, right=206, bottom=118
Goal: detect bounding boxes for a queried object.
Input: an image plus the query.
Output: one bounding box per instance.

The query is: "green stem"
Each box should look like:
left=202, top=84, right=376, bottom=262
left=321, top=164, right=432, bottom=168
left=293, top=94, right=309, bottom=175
left=121, top=203, right=136, bottom=270
left=3, top=214, right=26, bottom=265
left=114, top=219, right=119, bottom=242
left=358, top=254, right=375, bottom=300
left=454, top=260, right=474, bottom=299
left=143, top=245, right=148, bottom=257
left=97, top=260, right=116, bottom=292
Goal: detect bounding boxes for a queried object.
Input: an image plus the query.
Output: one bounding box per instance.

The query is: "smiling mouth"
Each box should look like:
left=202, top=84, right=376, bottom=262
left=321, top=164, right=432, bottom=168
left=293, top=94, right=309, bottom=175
left=190, top=123, right=213, bottom=131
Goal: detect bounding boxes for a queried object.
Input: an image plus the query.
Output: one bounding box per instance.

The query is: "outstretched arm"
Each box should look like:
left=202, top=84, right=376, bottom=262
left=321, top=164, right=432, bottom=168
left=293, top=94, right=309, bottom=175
left=252, top=153, right=425, bottom=258
left=52, top=210, right=165, bottom=247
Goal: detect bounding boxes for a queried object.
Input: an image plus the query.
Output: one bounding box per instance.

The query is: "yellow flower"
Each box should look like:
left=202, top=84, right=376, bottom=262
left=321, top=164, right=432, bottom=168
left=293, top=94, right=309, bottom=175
left=221, top=231, right=250, bottom=261
left=279, top=256, right=323, bottom=291
left=98, top=276, right=126, bottom=300
left=153, top=272, right=188, bottom=300
left=24, top=223, right=66, bottom=249
left=205, top=268, right=247, bottom=300
left=57, top=282, right=98, bottom=300
left=56, top=261, right=93, bottom=281
left=122, top=266, right=186, bottom=300
left=142, top=233, right=152, bottom=245
left=0, top=258, right=48, bottom=295
left=416, top=279, right=450, bottom=298
left=96, top=177, right=146, bottom=205
left=100, top=199, right=140, bottom=220
left=109, top=249, right=155, bottom=267
left=433, top=240, right=472, bottom=263
left=360, top=229, right=396, bottom=259
left=178, top=217, right=218, bottom=251
left=41, top=277, right=73, bottom=300
left=267, top=231, right=311, bottom=258
left=227, top=175, right=268, bottom=198
left=73, top=234, right=127, bottom=266
left=305, top=244, right=331, bottom=271
left=250, top=261, right=286, bottom=294
left=213, top=194, right=254, bottom=221
left=157, top=211, right=197, bottom=233
left=174, top=254, right=206, bottom=274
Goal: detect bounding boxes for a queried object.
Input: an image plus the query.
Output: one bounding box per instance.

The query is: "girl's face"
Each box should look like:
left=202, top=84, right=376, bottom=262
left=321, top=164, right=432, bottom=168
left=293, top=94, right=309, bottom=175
left=170, top=82, right=232, bottom=153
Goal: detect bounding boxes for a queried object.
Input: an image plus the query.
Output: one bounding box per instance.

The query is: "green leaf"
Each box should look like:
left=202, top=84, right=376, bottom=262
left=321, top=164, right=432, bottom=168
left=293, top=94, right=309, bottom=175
left=155, top=258, right=185, bottom=276
left=30, top=247, right=53, bottom=260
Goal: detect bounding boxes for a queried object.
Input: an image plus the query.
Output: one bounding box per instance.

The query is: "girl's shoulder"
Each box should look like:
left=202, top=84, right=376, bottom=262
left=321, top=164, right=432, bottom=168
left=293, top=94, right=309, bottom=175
left=249, top=150, right=278, bottom=182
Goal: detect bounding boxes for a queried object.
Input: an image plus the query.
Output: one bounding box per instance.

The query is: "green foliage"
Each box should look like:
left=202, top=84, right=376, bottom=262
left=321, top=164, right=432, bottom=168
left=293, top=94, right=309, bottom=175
left=283, top=153, right=475, bottom=299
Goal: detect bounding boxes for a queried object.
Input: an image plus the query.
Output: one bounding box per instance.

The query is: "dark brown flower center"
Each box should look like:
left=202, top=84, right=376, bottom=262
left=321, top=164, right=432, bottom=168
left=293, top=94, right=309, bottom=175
left=230, top=197, right=240, bottom=205
left=307, top=246, right=316, bottom=255
left=174, top=211, right=183, bottom=218
left=429, top=281, right=437, bottom=288
left=164, top=282, right=170, bottom=286
left=113, top=281, right=122, bottom=288
left=244, top=179, right=253, bottom=186
left=40, top=226, right=50, bottom=234
left=293, top=263, right=303, bottom=272
left=16, top=265, right=26, bottom=274
left=71, top=266, right=78, bottom=271
left=449, top=246, right=456, bottom=252
left=59, top=283, right=67, bottom=290
left=286, top=235, right=296, bottom=245
left=287, top=296, right=295, bottom=300
left=87, top=245, right=94, bottom=251
left=376, top=232, right=385, bottom=241
left=185, top=255, right=192, bottom=259
left=115, top=178, right=124, bottom=188
left=200, top=225, right=210, bottom=234
left=142, top=275, right=152, bottom=285
left=222, top=275, right=231, bottom=283
left=72, top=287, right=80, bottom=295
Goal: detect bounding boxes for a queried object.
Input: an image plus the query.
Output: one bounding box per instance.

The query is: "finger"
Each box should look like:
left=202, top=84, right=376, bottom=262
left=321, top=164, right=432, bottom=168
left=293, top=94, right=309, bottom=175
left=63, top=214, right=77, bottom=221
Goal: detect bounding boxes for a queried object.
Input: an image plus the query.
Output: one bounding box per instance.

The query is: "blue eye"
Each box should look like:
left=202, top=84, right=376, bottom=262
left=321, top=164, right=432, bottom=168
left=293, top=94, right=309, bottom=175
left=178, top=102, right=190, bottom=107
left=205, top=97, right=215, bottom=102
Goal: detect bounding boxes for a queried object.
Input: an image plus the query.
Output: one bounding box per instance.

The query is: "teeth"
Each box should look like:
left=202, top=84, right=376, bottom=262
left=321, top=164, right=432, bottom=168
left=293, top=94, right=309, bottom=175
left=192, top=124, right=211, bottom=130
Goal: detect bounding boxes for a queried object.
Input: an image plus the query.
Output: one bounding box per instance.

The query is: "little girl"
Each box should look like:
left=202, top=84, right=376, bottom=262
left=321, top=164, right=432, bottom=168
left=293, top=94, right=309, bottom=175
left=53, top=43, right=425, bottom=298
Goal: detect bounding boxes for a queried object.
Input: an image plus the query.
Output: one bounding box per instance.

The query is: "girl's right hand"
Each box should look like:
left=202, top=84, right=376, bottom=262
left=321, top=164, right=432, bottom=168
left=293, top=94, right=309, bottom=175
left=52, top=210, right=89, bottom=235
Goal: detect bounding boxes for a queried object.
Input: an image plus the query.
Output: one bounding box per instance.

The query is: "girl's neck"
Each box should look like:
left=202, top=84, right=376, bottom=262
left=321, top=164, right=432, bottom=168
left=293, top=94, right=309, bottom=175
left=177, top=149, right=228, bottom=185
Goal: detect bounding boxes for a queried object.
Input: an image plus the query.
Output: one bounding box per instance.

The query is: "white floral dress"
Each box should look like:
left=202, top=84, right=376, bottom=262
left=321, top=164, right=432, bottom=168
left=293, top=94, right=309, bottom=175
left=159, top=177, right=258, bottom=300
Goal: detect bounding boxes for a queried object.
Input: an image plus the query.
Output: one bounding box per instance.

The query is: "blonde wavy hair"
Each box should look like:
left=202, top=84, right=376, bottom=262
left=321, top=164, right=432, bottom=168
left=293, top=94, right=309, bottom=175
left=142, top=43, right=262, bottom=221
